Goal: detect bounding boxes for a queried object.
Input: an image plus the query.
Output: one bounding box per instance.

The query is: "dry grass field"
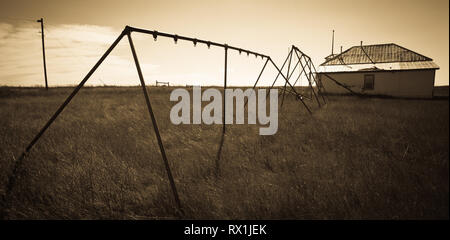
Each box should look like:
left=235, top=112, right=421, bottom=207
left=0, top=86, right=448, bottom=219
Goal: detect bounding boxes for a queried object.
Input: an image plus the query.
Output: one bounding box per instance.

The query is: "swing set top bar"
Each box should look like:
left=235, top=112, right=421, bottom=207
left=126, top=26, right=269, bottom=59
left=292, top=45, right=313, bottom=61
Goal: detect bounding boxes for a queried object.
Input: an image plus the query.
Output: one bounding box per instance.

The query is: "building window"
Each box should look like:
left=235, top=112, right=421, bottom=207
left=364, top=74, right=375, bottom=90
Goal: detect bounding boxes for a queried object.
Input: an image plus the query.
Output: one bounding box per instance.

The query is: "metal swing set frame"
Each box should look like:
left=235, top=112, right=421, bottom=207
left=2, top=26, right=328, bottom=216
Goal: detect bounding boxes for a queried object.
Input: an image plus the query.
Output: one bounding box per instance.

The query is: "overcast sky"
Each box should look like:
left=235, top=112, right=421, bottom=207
left=0, top=0, right=448, bottom=87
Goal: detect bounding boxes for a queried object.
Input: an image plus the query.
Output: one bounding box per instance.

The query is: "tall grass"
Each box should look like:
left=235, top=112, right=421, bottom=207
left=0, top=86, right=448, bottom=219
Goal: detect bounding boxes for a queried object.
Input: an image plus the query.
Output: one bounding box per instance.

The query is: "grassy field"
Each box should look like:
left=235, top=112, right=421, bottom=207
left=0, top=86, right=448, bottom=219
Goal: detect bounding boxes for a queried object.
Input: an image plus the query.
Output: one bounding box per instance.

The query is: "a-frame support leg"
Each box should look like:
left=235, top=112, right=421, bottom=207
left=1, top=29, right=127, bottom=219
left=323, top=73, right=362, bottom=97
left=127, top=32, right=183, bottom=215
left=292, top=61, right=307, bottom=86
left=266, top=49, right=292, bottom=99
left=268, top=58, right=311, bottom=114
left=281, top=52, right=304, bottom=105
left=294, top=49, right=321, bottom=108
left=303, top=56, right=325, bottom=104
left=280, top=48, right=293, bottom=107
left=223, top=46, right=228, bottom=133
left=309, top=59, right=329, bottom=103
left=244, top=58, right=269, bottom=107
left=292, top=46, right=329, bottom=104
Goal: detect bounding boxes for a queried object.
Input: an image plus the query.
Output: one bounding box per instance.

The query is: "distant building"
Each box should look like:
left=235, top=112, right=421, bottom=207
left=316, top=43, right=439, bottom=98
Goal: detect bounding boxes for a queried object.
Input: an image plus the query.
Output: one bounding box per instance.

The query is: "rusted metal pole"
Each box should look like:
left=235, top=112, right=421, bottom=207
left=287, top=57, right=300, bottom=79
left=292, top=71, right=302, bottom=86
left=281, top=49, right=303, bottom=98
left=305, top=57, right=326, bottom=103
left=252, top=58, right=269, bottom=89
left=292, top=61, right=307, bottom=86
left=323, top=73, right=362, bottom=97
left=305, top=55, right=328, bottom=103
left=293, top=47, right=325, bottom=101
left=281, top=48, right=293, bottom=107
left=282, top=59, right=303, bottom=99
left=128, top=26, right=268, bottom=59
left=268, top=57, right=311, bottom=114
left=268, top=48, right=300, bottom=99
left=223, top=46, right=228, bottom=133
left=1, top=29, right=127, bottom=219
left=294, top=50, right=321, bottom=108
left=244, top=58, right=269, bottom=107
left=127, top=31, right=183, bottom=214
left=284, top=87, right=312, bottom=100
left=265, top=49, right=292, bottom=101
left=293, top=45, right=328, bottom=103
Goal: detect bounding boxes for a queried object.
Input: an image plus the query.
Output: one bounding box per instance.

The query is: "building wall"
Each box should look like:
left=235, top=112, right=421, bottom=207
left=317, top=70, right=436, bottom=98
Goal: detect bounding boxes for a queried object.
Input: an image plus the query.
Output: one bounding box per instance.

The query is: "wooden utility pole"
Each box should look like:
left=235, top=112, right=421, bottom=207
left=37, top=18, right=48, bottom=90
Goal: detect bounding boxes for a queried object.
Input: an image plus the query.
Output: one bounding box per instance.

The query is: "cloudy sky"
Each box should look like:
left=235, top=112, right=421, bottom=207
left=0, top=0, right=448, bottom=87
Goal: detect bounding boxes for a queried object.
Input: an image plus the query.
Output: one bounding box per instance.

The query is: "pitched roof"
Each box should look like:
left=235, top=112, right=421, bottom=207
left=324, top=53, right=338, bottom=61
left=321, top=43, right=433, bottom=66
left=317, top=61, right=439, bottom=73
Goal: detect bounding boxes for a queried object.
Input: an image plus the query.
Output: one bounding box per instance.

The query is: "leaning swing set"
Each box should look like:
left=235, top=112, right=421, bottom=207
left=1, top=26, right=328, bottom=217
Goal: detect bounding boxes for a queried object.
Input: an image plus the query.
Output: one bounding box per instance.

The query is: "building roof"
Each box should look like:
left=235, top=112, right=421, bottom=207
left=318, top=43, right=439, bottom=73
left=318, top=61, right=440, bottom=73
left=321, top=43, right=433, bottom=65
left=324, top=53, right=338, bottom=61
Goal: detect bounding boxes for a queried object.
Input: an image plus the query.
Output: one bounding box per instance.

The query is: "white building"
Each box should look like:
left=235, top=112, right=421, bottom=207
left=317, top=43, right=439, bottom=98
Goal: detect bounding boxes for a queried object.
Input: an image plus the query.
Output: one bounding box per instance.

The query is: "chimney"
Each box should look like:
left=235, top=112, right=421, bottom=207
left=360, top=41, right=363, bottom=46
left=331, top=30, right=335, bottom=55
left=340, top=46, right=343, bottom=54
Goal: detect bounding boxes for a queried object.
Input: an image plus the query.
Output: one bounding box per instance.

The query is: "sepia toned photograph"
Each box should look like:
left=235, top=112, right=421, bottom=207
left=0, top=0, right=448, bottom=224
